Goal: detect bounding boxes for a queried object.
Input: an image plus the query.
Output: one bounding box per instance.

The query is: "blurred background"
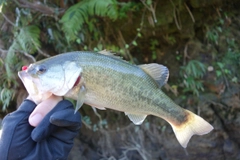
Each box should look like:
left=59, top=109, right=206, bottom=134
left=0, top=0, right=240, bottom=159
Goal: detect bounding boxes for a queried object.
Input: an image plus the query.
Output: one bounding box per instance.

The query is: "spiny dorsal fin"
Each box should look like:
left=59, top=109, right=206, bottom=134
left=98, top=50, right=123, bottom=60
left=139, top=63, right=169, bottom=88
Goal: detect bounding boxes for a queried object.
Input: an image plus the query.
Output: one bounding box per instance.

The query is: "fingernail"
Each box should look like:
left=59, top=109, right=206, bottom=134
left=29, top=113, right=43, bottom=127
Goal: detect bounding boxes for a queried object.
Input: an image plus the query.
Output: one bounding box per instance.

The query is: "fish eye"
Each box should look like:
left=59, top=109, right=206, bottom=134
left=36, top=65, right=47, bottom=74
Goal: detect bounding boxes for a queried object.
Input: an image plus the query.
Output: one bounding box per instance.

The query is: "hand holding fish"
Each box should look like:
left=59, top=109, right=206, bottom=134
left=0, top=96, right=81, bottom=159
left=27, top=95, right=63, bottom=126
left=18, top=50, right=214, bottom=148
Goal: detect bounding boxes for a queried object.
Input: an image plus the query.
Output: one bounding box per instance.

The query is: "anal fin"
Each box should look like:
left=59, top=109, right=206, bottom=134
left=125, top=113, right=147, bottom=125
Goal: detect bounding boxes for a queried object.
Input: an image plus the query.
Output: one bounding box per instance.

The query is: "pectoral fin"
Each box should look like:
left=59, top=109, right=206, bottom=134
left=75, top=85, right=87, bottom=113
left=125, top=113, right=147, bottom=125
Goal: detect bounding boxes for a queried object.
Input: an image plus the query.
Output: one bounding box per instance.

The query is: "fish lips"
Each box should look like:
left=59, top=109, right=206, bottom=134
left=18, top=70, right=40, bottom=96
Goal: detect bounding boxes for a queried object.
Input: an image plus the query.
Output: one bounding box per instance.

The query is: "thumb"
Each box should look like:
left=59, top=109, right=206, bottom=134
left=28, top=95, right=63, bottom=127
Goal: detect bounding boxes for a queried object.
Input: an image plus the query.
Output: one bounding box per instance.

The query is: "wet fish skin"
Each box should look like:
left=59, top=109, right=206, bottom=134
left=18, top=51, right=213, bottom=148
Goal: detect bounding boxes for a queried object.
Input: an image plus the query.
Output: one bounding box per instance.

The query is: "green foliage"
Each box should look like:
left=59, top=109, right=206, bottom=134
left=180, top=60, right=206, bottom=96
left=206, top=27, right=220, bottom=45
left=82, top=115, right=109, bottom=131
left=6, top=24, right=41, bottom=77
left=118, top=1, right=141, bottom=18
left=13, top=25, right=41, bottom=54
left=214, top=44, right=240, bottom=83
left=0, top=8, right=41, bottom=110
left=0, top=26, right=41, bottom=110
left=150, top=39, right=159, bottom=60
left=165, top=35, right=176, bottom=45
left=88, top=0, right=118, bottom=18
left=205, top=18, right=224, bottom=45
left=0, top=88, right=14, bottom=111
left=0, top=0, right=142, bottom=110
left=215, top=62, right=230, bottom=77
left=0, top=0, right=239, bottom=112
left=206, top=16, right=240, bottom=84
left=0, top=0, right=6, bottom=6
left=60, top=0, right=118, bottom=42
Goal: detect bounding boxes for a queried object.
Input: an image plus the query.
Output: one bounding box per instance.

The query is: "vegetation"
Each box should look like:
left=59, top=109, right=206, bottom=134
left=180, top=60, right=206, bottom=96
left=1, top=0, right=240, bottom=159
left=0, top=0, right=239, bottom=110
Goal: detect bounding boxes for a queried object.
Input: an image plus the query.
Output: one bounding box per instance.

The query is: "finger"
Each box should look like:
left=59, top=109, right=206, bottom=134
left=50, top=101, right=81, bottom=128
left=31, top=100, right=77, bottom=142
left=31, top=111, right=57, bottom=142
left=28, top=95, right=63, bottom=127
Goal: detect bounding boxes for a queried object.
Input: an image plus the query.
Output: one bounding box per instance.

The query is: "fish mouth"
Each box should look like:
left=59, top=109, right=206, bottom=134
left=18, top=70, right=39, bottom=95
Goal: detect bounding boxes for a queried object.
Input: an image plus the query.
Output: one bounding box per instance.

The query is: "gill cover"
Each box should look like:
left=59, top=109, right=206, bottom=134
left=36, top=61, right=82, bottom=96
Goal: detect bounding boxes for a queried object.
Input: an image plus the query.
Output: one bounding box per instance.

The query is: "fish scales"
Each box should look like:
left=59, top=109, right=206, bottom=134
left=69, top=52, right=186, bottom=123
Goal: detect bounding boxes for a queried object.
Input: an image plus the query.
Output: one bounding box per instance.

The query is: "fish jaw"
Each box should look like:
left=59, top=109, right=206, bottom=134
left=18, top=70, right=52, bottom=103
left=18, top=70, right=39, bottom=95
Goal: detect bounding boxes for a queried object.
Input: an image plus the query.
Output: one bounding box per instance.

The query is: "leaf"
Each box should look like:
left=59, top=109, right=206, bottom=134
left=185, top=60, right=206, bottom=78
left=0, top=0, right=7, bottom=6
left=181, top=60, right=206, bottom=96
left=152, top=51, right=157, bottom=60
left=60, top=2, right=88, bottom=42
left=60, top=0, right=118, bottom=42
left=132, top=40, right=137, bottom=46
left=16, top=25, right=41, bottom=54
left=146, top=0, right=152, bottom=5
left=137, top=32, right=142, bottom=37
left=0, top=88, right=14, bottom=111
left=217, top=62, right=224, bottom=69
left=88, top=0, right=118, bottom=19
left=216, top=70, right=222, bottom=77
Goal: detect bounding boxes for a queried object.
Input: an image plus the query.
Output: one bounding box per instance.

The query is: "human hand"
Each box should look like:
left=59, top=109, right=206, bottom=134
left=0, top=95, right=81, bottom=160
left=27, top=95, right=63, bottom=127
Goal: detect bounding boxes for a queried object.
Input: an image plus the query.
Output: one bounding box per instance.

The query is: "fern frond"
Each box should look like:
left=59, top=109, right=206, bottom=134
left=6, top=25, right=40, bottom=74
left=15, top=25, right=41, bottom=54
left=60, top=0, right=118, bottom=42
left=0, top=87, right=14, bottom=111
left=60, top=1, right=89, bottom=42
left=88, top=0, right=118, bottom=19
left=1, top=25, right=41, bottom=109
left=5, top=25, right=40, bottom=88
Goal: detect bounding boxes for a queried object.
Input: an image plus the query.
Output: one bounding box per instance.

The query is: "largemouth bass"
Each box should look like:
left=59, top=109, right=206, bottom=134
left=18, top=50, right=213, bottom=148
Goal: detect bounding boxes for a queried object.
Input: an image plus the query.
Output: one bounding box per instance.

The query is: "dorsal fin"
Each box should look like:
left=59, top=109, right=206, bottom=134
left=98, top=50, right=123, bottom=60
left=139, top=63, right=169, bottom=87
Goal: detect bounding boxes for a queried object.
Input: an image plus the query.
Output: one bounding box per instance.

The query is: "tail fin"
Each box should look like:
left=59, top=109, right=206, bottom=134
left=169, top=110, right=214, bottom=148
